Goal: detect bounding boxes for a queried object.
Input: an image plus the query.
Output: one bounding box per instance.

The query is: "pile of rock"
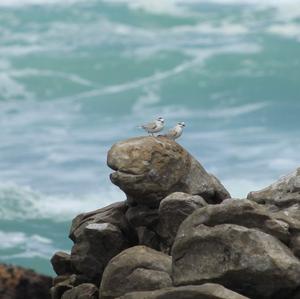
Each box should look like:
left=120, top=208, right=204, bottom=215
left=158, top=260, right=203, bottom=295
left=50, top=136, right=300, bottom=299
left=0, top=263, right=52, bottom=299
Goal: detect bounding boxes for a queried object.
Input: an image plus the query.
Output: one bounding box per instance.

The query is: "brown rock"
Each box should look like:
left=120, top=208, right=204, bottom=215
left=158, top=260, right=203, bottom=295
left=61, top=283, right=98, bottom=299
left=117, top=283, right=250, bottom=299
left=0, top=263, right=52, bottom=299
left=172, top=223, right=300, bottom=299
left=100, top=246, right=172, bottom=299
left=107, top=136, right=230, bottom=207
left=51, top=251, right=72, bottom=275
left=157, top=192, right=207, bottom=252
left=69, top=202, right=133, bottom=282
left=247, top=168, right=300, bottom=219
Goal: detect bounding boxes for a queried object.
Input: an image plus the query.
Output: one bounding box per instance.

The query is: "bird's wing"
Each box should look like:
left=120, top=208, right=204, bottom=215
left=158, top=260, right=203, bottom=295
left=165, top=128, right=176, bottom=138
left=142, top=121, right=157, bottom=130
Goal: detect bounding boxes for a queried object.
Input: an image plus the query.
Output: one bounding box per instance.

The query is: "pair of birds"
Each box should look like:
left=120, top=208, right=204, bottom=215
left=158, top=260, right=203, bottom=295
left=139, top=117, right=186, bottom=140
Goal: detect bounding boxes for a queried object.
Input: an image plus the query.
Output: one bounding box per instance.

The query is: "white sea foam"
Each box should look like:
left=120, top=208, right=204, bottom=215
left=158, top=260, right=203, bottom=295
left=267, top=24, right=300, bottom=42
left=0, top=182, right=124, bottom=221
left=0, top=230, right=58, bottom=259
left=0, top=0, right=91, bottom=7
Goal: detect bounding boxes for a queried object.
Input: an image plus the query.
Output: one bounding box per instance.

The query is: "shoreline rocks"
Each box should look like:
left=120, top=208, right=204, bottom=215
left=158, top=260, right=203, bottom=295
left=0, top=263, right=52, bottom=299
left=107, top=136, right=230, bottom=207
left=50, top=137, right=300, bottom=299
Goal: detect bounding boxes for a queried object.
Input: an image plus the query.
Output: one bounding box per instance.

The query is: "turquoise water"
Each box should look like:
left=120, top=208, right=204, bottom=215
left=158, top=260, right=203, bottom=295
left=0, top=0, right=300, bottom=275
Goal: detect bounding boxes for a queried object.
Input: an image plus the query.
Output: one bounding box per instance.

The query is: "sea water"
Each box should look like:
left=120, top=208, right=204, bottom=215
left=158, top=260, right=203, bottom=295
left=0, top=0, right=299, bottom=275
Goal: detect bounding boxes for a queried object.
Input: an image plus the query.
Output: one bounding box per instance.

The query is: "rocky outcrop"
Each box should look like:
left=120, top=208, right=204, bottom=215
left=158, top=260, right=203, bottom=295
left=172, top=223, right=300, bottom=298
left=117, top=283, right=250, bottom=299
left=61, top=283, right=98, bottom=299
left=247, top=168, right=300, bottom=219
left=69, top=202, right=133, bottom=282
left=107, top=136, right=230, bottom=207
left=99, top=246, right=172, bottom=299
left=0, top=264, right=52, bottom=299
left=50, top=136, right=300, bottom=299
left=157, top=192, right=207, bottom=252
left=51, top=252, right=72, bottom=276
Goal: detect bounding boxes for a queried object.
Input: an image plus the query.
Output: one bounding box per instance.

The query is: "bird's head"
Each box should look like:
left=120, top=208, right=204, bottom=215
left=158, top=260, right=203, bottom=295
left=157, top=117, right=165, bottom=123
left=178, top=122, right=186, bottom=128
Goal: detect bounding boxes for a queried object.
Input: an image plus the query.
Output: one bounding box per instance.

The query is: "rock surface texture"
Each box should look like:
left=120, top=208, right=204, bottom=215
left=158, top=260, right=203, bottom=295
left=107, top=136, right=230, bottom=206
left=248, top=168, right=300, bottom=219
left=117, top=283, right=250, bottom=299
left=49, top=137, right=300, bottom=299
left=99, top=246, right=172, bottom=299
left=0, top=264, right=52, bottom=299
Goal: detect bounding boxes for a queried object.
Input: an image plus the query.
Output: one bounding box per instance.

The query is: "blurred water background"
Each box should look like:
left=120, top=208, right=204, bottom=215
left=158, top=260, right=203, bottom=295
left=0, top=0, right=300, bottom=275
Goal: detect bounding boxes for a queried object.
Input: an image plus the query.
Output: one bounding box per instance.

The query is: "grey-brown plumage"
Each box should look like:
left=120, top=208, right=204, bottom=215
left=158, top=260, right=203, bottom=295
left=164, top=122, right=186, bottom=140
left=140, top=117, right=165, bottom=136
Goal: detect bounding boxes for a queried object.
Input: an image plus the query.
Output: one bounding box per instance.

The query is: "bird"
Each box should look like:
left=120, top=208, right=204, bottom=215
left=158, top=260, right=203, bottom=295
left=139, top=117, right=165, bottom=136
left=164, top=122, right=186, bottom=140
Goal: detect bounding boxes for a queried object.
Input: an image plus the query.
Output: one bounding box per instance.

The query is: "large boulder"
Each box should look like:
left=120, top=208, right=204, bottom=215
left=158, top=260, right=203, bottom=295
left=69, top=202, right=132, bottom=282
left=0, top=264, right=52, bottom=299
left=61, top=283, right=98, bottom=299
left=100, top=246, right=172, bottom=299
left=51, top=251, right=72, bottom=276
left=157, top=192, right=207, bottom=252
left=247, top=168, right=300, bottom=219
left=179, top=199, right=294, bottom=244
left=117, top=283, right=249, bottom=299
left=107, top=136, right=230, bottom=207
left=172, top=223, right=300, bottom=298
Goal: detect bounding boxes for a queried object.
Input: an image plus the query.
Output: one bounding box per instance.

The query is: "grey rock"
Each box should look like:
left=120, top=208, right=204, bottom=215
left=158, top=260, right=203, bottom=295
left=117, top=283, right=249, bottom=299
left=71, top=222, right=130, bottom=282
left=172, top=224, right=300, bottom=299
left=136, top=226, right=160, bottom=250
left=100, top=246, right=172, bottom=299
left=290, top=233, right=300, bottom=258
left=157, top=192, right=207, bottom=252
left=51, top=279, right=72, bottom=299
left=126, top=205, right=159, bottom=228
left=107, top=136, right=230, bottom=207
left=179, top=199, right=292, bottom=244
left=69, top=201, right=130, bottom=242
left=51, top=251, right=72, bottom=276
left=69, top=201, right=133, bottom=282
left=61, top=283, right=98, bottom=299
left=247, top=168, right=300, bottom=219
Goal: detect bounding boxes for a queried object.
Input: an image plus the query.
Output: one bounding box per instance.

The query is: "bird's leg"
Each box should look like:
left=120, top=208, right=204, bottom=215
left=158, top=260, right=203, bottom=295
left=151, top=133, right=154, bottom=137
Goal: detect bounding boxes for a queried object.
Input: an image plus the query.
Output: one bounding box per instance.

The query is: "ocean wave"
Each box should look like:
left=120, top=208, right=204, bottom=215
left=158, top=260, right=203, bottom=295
left=0, top=230, right=58, bottom=259
left=0, top=0, right=91, bottom=7
left=0, top=182, right=124, bottom=221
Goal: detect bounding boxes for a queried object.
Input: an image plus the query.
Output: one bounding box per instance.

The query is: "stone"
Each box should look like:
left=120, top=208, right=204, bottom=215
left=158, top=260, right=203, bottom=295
left=290, top=233, right=300, bottom=258
left=61, top=283, right=98, bottom=299
left=117, top=283, right=249, bottom=299
left=51, top=251, right=72, bottom=275
left=51, top=279, right=72, bottom=299
left=136, top=227, right=160, bottom=250
left=0, top=264, right=52, bottom=299
left=69, top=201, right=130, bottom=242
left=179, top=199, right=292, bottom=244
left=69, top=201, right=133, bottom=282
left=157, top=192, right=207, bottom=252
left=107, top=136, right=230, bottom=207
left=71, top=222, right=130, bottom=282
left=247, top=168, right=300, bottom=219
left=172, top=223, right=300, bottom=299
left=126, top=205, right=159, bottom=228
left=100, top=246, right=172, bottom=299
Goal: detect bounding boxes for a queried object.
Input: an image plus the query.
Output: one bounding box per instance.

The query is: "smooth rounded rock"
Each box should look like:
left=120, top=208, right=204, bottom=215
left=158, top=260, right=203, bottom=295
left=157, top=192, right=207, bottom=252
left=61, top=283, right=98, bottom=299
left=107, top=136, right=230, bottom=207
left=172, top=223, right=300, bottom=299
left=100, top=246, right=172, bottom=299
left=117, top=283, right=250, bottom=299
